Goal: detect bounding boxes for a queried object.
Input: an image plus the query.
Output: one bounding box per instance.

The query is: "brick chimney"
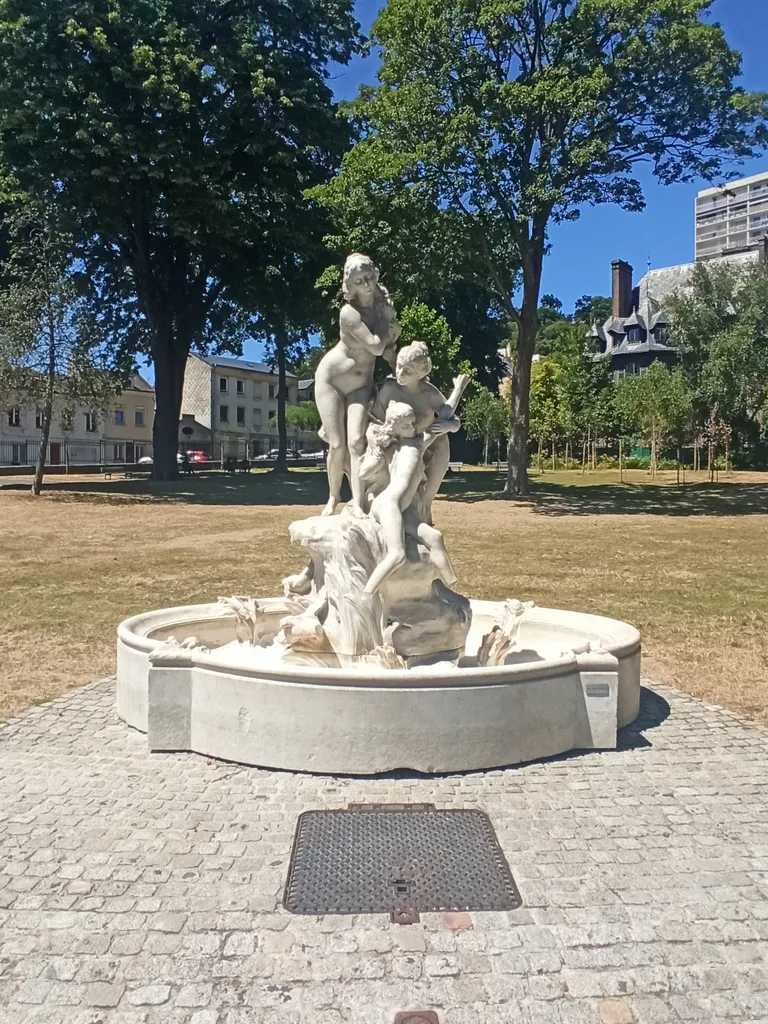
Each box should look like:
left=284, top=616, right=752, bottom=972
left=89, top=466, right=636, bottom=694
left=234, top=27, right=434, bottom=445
left=611, top=260, right=633, bottom=318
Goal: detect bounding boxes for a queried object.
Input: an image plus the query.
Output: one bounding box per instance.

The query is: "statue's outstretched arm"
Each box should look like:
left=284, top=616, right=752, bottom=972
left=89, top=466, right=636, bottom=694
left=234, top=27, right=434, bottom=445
left=340, top=305, right=388, bottom=357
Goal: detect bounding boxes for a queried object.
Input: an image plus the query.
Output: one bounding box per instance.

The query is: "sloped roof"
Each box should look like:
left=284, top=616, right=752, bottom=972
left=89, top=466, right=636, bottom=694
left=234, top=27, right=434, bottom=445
left=196, top=354, right=296, bottom=377
left=129, top=373, right=154, bottom=392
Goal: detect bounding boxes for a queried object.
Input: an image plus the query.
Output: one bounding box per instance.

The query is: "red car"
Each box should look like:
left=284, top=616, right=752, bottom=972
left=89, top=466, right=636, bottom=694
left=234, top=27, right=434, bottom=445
left=184, top=450, right=212, bottom=464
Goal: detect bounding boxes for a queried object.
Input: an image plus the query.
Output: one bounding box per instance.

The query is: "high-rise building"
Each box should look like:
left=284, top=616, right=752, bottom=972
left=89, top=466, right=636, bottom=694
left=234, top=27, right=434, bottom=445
left=695, top=170, right=768, bottom=261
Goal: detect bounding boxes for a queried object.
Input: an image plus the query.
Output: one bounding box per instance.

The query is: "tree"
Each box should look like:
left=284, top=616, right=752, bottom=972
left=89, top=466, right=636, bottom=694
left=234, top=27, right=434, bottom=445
left=528, top=359, right=567, bottom=471
left=292, top=346, right=326, bottom=382
left=574, top=295, right=613, bottom=327
left=614, top=363, right=693, bottom=477
left=0, top=209, right=127, bottom=494
left=398, top=303, right=473, bottom=394
left=312, top=0, right=767, bottom=496
left=463, top=386, right=509, bottom=465
left=668, top=260, right=768, bottom=467
left=548, top=325, right=612, bottom=465
left=0, top=0, right=359, bottom=479
left=283, top=401, right=322, bottom=433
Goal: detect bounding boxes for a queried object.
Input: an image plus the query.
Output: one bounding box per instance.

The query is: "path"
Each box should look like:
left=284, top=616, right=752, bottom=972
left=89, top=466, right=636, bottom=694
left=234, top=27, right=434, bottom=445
left=1, top=680, right=767, bottom=1024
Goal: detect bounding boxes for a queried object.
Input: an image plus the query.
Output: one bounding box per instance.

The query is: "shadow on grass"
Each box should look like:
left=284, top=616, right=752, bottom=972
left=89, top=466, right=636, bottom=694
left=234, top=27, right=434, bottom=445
left=0, top=469, right=333, bottom=507
left=4, top=467, right=768, bottom=515
left=441, top=471, right=768, bottom=517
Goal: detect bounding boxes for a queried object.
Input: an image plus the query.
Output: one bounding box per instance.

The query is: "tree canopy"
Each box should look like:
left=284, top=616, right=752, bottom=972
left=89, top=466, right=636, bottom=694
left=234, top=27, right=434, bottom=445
left=0, top=207, right=128, bottom=492
left=0, top=0, right=359, bottom=477
left=668, top=259, right=768, bottom=465
left=312, top=0, right=768, bottom=494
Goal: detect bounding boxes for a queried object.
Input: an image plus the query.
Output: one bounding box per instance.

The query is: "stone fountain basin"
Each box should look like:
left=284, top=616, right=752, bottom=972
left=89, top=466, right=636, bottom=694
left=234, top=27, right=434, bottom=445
left=117, top=600, right=640, bottom=774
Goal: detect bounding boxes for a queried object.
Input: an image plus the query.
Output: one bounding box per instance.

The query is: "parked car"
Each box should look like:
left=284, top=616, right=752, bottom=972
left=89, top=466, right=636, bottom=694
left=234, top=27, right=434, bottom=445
left=185, top=450, right=212, bottom=464
left=254, top=448, right=324, bottom=462
left=137, top=453, right=184, bottom=466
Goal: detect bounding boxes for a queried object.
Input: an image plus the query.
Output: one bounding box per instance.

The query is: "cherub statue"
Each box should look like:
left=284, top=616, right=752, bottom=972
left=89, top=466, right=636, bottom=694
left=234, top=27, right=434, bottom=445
left=360, top=400, right=456, bottom=596
left=370, top=342, right=470, bottom=523
left=314, top=253, right=401, bottom=517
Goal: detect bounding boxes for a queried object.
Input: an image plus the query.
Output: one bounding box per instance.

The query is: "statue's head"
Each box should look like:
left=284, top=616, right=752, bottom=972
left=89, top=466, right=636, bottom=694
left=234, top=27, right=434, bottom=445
left=384, top=400, right=417, bottom=439
left=395, top=341, right=432, bottom=386
left=342, top=253, right=380, bottom=307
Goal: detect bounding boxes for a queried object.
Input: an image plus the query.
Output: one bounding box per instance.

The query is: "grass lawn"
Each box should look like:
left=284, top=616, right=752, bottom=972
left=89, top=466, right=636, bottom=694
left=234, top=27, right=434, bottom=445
left=1, top=466, right=767, bottom=726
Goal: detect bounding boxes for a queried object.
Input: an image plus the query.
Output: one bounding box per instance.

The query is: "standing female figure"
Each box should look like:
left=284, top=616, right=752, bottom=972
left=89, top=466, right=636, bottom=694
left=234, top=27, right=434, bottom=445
left=314, top=253, right=400, bottom=516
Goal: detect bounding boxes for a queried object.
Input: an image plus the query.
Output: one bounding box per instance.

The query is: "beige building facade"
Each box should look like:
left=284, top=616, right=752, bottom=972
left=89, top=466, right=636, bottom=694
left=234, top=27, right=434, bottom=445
left=696, top=170, right=768, bottom=261
left=0, top=374, right=154, bottom=466
left=181, top=354, right=315, bottom=456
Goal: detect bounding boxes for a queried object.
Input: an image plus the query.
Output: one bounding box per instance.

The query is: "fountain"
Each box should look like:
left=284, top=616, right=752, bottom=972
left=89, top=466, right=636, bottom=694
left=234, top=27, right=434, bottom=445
left=117, top=254, right=640, bottom=774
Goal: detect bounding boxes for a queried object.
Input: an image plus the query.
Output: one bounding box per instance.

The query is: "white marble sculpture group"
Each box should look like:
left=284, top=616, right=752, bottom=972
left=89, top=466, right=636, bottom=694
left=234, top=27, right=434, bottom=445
left=279, top=253, right=472, bottom=667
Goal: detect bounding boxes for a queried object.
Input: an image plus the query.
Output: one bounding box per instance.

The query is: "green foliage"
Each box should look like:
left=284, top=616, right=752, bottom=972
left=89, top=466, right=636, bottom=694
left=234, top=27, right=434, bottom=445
left=0, top=208, right=129, bottom=491
left=397, top=303, right=472, bottom=394
left=574, top=296, right=613, bottom=326
left=0, top=0, right=359, bottom=477
left=462, top=386, right=509, bottom=464
left=529, top=360, right=566, bottom=445
left=613, top=363, right=693, bottom=475
left=312, top=0, right=767, bottom=494
left=281, top=401, right=322, bottom=433
left=667, top=260, right=768, bottom=465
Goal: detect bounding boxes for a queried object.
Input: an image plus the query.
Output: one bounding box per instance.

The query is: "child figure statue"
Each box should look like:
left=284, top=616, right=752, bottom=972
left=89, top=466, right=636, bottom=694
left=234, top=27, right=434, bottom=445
left=359, top=400, right=455, bottom=596
left=370, top=342, right=470, bottom=523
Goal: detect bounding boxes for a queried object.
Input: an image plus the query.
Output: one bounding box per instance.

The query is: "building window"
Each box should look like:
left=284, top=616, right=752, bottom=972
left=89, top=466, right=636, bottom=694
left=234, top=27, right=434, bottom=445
left=220, top=405, right=229, bottom=423
left=7, top=406, right=21, bottom=427
left=236, top=406, right=245, bottom=425
left=112, top=443, right=123, bottom=461
left=135, top=408, right=144, bottom=427
left=114, top=409, right=125, bottom=426
left=654, top=326, right=668, bottom=343
left=219, top=377, right=228, bottom=393
left=85, top=413, right=97, bottom=433
left=268, top=409, right=276, bottom=422
left=135, top=444, right=145, bottom=461
left=626, top=327, right=644, bottom=343
left=268, top=384, right=276, bottom=400
left=35, top=408, right=43, bottom=429
left=236, top=379, right=244, bottom=395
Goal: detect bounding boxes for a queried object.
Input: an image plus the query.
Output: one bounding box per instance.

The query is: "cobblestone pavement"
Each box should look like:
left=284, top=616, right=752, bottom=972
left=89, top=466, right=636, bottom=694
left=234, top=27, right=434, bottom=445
left=1, top=679, right=768, bottom=1024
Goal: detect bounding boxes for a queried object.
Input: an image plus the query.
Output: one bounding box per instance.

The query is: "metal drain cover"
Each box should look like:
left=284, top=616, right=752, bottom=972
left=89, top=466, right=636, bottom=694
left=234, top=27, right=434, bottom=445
left=283, top=804, right=521, bottom=920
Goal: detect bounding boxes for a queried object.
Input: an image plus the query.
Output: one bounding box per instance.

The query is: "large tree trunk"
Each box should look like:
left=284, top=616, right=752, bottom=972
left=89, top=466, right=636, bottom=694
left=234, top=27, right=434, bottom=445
left=274, top=331, right=289, bottom=474
left=32, top=403, right=52, bottom=497
left=151, top=328, right=189, bottom=481
left=504, top=315, right=537, bottom=495
left=32, top=311, right=57, bottom=497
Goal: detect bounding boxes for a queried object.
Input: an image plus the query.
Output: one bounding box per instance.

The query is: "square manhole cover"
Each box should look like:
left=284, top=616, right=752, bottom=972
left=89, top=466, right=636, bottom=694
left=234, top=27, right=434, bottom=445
left=283, top=805, right=521, bottom=919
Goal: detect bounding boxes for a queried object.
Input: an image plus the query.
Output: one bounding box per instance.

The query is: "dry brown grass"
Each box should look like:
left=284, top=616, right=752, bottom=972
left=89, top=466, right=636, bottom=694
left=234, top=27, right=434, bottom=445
left=1, top=467, right=767, bottom=725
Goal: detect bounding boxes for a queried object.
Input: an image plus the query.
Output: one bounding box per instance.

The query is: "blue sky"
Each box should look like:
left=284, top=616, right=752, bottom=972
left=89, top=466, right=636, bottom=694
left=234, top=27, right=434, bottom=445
left=332, top=0, right=768, bottom=309
left=233, top=0, right=768, bottom=367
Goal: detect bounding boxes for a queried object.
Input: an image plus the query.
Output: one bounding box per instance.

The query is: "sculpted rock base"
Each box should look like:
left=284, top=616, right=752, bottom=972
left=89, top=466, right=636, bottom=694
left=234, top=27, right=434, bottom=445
left=282, top=512, right=471, bottom=667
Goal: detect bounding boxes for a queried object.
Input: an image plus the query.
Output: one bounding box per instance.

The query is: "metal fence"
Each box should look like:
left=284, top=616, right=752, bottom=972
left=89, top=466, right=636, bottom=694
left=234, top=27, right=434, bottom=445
left=0, top=438, right=152, bottom=468
left=1, top=433, right=327, bottom=469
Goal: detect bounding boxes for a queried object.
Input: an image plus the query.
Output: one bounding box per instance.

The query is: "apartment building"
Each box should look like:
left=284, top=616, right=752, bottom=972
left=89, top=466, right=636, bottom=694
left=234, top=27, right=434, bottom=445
left=0, top=373, right=154, bottom=466
left=696, top=170, right=768, bottom=261
left=181, top=354, right=304, bottom=456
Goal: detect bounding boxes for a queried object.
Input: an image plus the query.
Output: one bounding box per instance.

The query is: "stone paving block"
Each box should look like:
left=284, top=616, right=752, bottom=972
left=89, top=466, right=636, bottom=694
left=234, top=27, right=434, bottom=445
left=2, top=679, right=768, bottom=1022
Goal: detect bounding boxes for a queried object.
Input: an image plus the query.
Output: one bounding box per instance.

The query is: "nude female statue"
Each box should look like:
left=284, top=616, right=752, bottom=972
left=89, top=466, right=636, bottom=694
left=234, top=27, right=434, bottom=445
left=359, top=400, right=456, bottom=596
left=370, top=342, right=470, bottom=523
left=315, top=253, right=401, bottom=517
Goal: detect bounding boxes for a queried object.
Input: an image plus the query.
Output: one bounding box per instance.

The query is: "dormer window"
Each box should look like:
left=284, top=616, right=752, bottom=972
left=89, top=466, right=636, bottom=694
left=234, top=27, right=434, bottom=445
left=654, top=326, right=668, bottom=343
left=627, top=327, right=644, bottom=343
